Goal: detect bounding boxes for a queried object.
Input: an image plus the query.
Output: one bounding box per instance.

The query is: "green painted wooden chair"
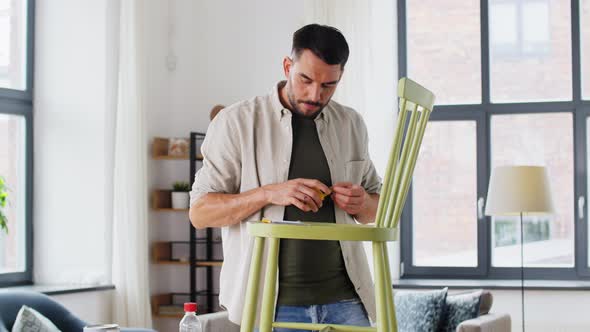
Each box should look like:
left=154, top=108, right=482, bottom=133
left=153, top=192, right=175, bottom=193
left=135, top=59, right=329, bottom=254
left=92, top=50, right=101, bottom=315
left=240, top=77, right=436, bottom=332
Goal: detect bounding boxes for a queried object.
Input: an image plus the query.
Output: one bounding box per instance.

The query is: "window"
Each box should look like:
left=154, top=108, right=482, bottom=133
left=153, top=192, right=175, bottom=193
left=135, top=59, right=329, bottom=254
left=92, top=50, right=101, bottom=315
left=399, top=0, right=588, bottom=279
left=0, top=114, right=26, bottom=273
left=0, top=0, right=33, bottom=286
left=490, top=0, right=571, bottom=102
left=0, top=0, right=27, bottom=90
left=490, top=0, right=552, bottom=59
left=490, top=113, right=574, bottom=268
left=405, top=0, right=481, bottom=105
left=412, top=121, right=478, bottom=267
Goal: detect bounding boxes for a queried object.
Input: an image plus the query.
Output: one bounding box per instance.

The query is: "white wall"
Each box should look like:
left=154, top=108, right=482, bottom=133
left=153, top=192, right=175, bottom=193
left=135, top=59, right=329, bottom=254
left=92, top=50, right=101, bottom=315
left=495, top=289, right=590, bottom=331
left=144, top=1, right=304, bottom=331
left=51, top=290, right=114, bottom=325
left=33, top=0, right=115, bottom=326
left=34, top=0, right=111, bottom=285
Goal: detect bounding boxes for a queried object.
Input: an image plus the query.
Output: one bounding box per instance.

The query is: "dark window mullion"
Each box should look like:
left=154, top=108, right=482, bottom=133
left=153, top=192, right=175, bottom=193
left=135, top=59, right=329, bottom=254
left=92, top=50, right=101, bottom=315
left=481, top=0, right=492, bottom=277
left=478, top=111, right=490, bottom=276
left=397, top=0, right=407, bottom=80
left=577, top=108, right=590, bottom=277
left=26, top=0, right=35, bottom=95
left=572, top=0, right=582, bottom=103
left=481, top=0, right=491, bottom=106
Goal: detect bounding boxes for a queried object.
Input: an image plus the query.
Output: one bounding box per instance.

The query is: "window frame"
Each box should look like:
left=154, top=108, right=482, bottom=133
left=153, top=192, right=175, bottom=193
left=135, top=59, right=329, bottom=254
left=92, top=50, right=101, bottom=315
left=398, top=0, right=590, bottom=280
left=0, top=0, right=35, bottom=287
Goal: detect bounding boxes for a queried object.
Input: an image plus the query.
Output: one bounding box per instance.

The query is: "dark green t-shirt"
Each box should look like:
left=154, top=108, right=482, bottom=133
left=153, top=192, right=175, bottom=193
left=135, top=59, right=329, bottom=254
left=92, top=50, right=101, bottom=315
left=277, top=112, right=357, bottom=305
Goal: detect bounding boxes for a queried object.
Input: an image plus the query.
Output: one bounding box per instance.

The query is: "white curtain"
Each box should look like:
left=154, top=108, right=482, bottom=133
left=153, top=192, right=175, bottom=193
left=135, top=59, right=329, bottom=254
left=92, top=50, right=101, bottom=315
left=111, top=0, right=152, bottom=327
left=303, top=0, right=400, bottom=279
left=303, top=0, right=397, bottom=174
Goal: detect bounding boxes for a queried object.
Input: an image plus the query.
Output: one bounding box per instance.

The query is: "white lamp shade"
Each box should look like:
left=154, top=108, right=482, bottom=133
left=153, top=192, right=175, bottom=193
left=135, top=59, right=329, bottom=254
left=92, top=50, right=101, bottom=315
left=485, top=166, right=555, bottom=216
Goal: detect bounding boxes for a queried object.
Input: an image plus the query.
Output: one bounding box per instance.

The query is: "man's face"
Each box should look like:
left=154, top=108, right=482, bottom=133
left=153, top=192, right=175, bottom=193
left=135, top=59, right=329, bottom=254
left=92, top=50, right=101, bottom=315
left=283, top=49, right=343, bottom=117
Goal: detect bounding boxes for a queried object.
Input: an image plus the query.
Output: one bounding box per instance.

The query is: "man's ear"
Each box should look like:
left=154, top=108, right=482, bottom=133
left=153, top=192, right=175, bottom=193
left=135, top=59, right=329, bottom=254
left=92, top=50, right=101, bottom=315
left=283, top=56, right=293, bottom=78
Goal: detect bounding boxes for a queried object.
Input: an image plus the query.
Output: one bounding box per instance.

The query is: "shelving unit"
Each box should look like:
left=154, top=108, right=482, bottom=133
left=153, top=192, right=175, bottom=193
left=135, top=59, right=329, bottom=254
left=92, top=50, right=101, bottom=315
left=189, top=132, right=223, bottom=313
left=150, top=133, right=223, bottom=319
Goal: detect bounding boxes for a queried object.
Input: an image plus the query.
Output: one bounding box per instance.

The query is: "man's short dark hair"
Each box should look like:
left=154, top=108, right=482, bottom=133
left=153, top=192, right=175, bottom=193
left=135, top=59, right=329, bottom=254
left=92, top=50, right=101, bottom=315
left=292, top=24, right=349, bottom=68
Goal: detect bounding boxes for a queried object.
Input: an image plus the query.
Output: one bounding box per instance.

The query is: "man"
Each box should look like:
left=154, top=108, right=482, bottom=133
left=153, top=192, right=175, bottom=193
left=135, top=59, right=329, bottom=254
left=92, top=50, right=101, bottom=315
left=189, top=24, right=382, bottom=330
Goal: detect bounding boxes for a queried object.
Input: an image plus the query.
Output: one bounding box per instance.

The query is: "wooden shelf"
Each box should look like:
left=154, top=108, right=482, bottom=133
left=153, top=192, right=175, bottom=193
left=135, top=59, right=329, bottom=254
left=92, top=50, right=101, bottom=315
left=151, top=190, right=191, bottom=211
left=151, top=294, right=184, bottom=319
left=152, top=137, right=188, bottom=159
left=153, top=260, right=223, bottom=267
left=152, top=189, right=192, bottom=211
left=153, top=155, right=189, bottom=160
left=154, top=313, right=184, bottom=319
left=153, top=208, right=189, bottom=212
left=152, top=189, right=171, bottom=210
left=153, top=154, right=203, bottom=161
left=151, top=293, right=217, bottom=318
left=152, top=137, right=204, bottom=160
left=152, top=241, right=223, bottom=266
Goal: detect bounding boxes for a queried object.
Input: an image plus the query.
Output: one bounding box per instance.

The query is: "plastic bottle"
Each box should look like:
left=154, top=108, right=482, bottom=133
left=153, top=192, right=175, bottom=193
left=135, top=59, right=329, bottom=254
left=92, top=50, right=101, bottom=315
left=179, top=302, right=201, bottom=332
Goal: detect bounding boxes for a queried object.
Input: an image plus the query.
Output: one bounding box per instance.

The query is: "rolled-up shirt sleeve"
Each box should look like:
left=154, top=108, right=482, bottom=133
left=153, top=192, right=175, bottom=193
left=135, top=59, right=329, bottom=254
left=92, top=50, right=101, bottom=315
left=362, top=161, right=382, bottom=195
left=190, top=111, right=242, bottom=207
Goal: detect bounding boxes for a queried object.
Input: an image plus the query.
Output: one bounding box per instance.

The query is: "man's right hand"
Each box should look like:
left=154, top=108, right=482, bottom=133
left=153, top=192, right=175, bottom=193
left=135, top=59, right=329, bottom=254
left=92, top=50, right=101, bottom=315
left=262, top=179, right=331, bottom=213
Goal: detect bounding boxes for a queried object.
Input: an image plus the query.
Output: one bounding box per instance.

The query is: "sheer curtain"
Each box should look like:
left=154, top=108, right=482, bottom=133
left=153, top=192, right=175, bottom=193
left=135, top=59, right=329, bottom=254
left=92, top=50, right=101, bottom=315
left=303, top=0, right=400, bottom=278
left=111, top=0, right=152, bottom=327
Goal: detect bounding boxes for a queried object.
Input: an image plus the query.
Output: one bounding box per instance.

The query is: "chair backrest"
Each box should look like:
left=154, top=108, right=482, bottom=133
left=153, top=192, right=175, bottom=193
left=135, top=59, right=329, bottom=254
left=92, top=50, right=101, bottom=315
left=0, top=290, right=86, bottom=331
left=375, top=77, right=435, bottom=229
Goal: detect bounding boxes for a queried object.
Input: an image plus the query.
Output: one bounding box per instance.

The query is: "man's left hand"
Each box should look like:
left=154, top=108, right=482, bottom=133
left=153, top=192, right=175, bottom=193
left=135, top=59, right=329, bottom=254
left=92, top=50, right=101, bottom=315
left=331, top=182, right=368, bottom=216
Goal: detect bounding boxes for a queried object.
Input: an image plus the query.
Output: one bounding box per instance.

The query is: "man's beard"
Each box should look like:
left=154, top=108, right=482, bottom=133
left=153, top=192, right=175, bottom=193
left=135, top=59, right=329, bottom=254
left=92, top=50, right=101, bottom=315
left=287, top=87, right=326, bottom=118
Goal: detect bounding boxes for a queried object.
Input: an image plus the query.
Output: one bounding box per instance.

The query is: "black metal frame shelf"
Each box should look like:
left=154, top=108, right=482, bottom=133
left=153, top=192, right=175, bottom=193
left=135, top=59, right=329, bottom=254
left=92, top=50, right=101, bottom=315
left=190, top=132, right=223, bottom=313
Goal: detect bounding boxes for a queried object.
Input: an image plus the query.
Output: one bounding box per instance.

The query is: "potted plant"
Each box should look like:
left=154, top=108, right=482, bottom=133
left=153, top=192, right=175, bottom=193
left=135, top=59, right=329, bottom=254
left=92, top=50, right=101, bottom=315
left=171, top=181, right=190, bottom=209
left=0, top=176, right=8, bottom=233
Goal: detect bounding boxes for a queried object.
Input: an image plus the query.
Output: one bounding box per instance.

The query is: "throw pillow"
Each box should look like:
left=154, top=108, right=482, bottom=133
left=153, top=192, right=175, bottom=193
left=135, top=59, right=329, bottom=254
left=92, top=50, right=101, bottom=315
left=394, top=287, right=448, bottom=332
left=11, top=305, right=62, bottom=332
left=439, top=290, right=482, bottom=332
left=478, top=290, right=493, bottom=315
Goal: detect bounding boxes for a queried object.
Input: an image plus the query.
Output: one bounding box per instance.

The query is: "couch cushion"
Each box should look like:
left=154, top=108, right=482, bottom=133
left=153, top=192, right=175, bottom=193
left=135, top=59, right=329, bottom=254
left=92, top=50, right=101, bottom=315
left=439, top=290, right=482, bottom=332
left=394, top=287, right=447, bottom=332
left=11, top=305, right=61, bottom=332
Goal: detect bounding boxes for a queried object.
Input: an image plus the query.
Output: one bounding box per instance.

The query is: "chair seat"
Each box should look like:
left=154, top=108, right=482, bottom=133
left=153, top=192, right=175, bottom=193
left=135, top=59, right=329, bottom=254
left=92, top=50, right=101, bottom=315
left=247, top=221, right=397, bottom=242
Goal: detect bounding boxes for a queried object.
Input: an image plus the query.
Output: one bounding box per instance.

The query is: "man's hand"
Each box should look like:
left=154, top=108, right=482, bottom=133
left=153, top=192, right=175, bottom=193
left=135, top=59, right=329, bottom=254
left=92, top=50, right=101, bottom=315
left=263, top=178, right=331, bottom=213
left=331, top=182, right=368, bottom=216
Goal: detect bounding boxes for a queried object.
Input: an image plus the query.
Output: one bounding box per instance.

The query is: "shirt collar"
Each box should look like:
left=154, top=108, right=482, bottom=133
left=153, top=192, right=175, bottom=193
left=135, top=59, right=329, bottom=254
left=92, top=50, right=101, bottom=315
left=270, top=80, right=329, bottom=122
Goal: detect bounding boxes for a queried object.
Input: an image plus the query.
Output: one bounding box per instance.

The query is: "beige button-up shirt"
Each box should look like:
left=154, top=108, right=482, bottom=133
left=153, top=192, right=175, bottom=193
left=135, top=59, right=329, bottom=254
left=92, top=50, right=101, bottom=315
left=190, top=82, right=382, bottom=325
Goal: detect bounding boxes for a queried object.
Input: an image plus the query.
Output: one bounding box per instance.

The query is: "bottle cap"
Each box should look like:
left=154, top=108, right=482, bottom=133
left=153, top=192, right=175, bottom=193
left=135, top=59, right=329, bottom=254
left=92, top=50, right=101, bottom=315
left=184, top=302, right=197, bottom=312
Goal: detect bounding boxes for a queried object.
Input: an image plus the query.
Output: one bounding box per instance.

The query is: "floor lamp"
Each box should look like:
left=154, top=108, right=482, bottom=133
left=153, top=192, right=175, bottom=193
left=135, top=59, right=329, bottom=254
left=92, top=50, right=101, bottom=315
left=485, top=166, right=555, bottom=332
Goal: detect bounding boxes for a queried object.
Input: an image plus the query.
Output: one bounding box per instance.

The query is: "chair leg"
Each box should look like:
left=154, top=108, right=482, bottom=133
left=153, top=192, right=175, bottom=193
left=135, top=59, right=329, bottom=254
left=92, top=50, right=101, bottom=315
left=259, top=237, right=280, bottom=332
left=382, top=243, right=397, bottom=331
left=240, top=237, right=265, bottom=332
left=373, top=242, right=390, bottom=332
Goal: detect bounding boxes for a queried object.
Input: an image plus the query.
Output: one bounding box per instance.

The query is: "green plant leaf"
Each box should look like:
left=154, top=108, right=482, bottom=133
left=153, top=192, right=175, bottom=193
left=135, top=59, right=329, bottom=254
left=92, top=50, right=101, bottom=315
left=0, top=176, right=8, bottom=233
left=0, top=211, right=7, bottom=234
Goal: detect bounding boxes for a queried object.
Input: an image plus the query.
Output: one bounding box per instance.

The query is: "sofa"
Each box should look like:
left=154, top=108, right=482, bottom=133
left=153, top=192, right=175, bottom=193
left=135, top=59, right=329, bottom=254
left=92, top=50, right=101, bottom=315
left=0, top=290, right=155, bottom=332
left=197, top=290, right=511, bottom=332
